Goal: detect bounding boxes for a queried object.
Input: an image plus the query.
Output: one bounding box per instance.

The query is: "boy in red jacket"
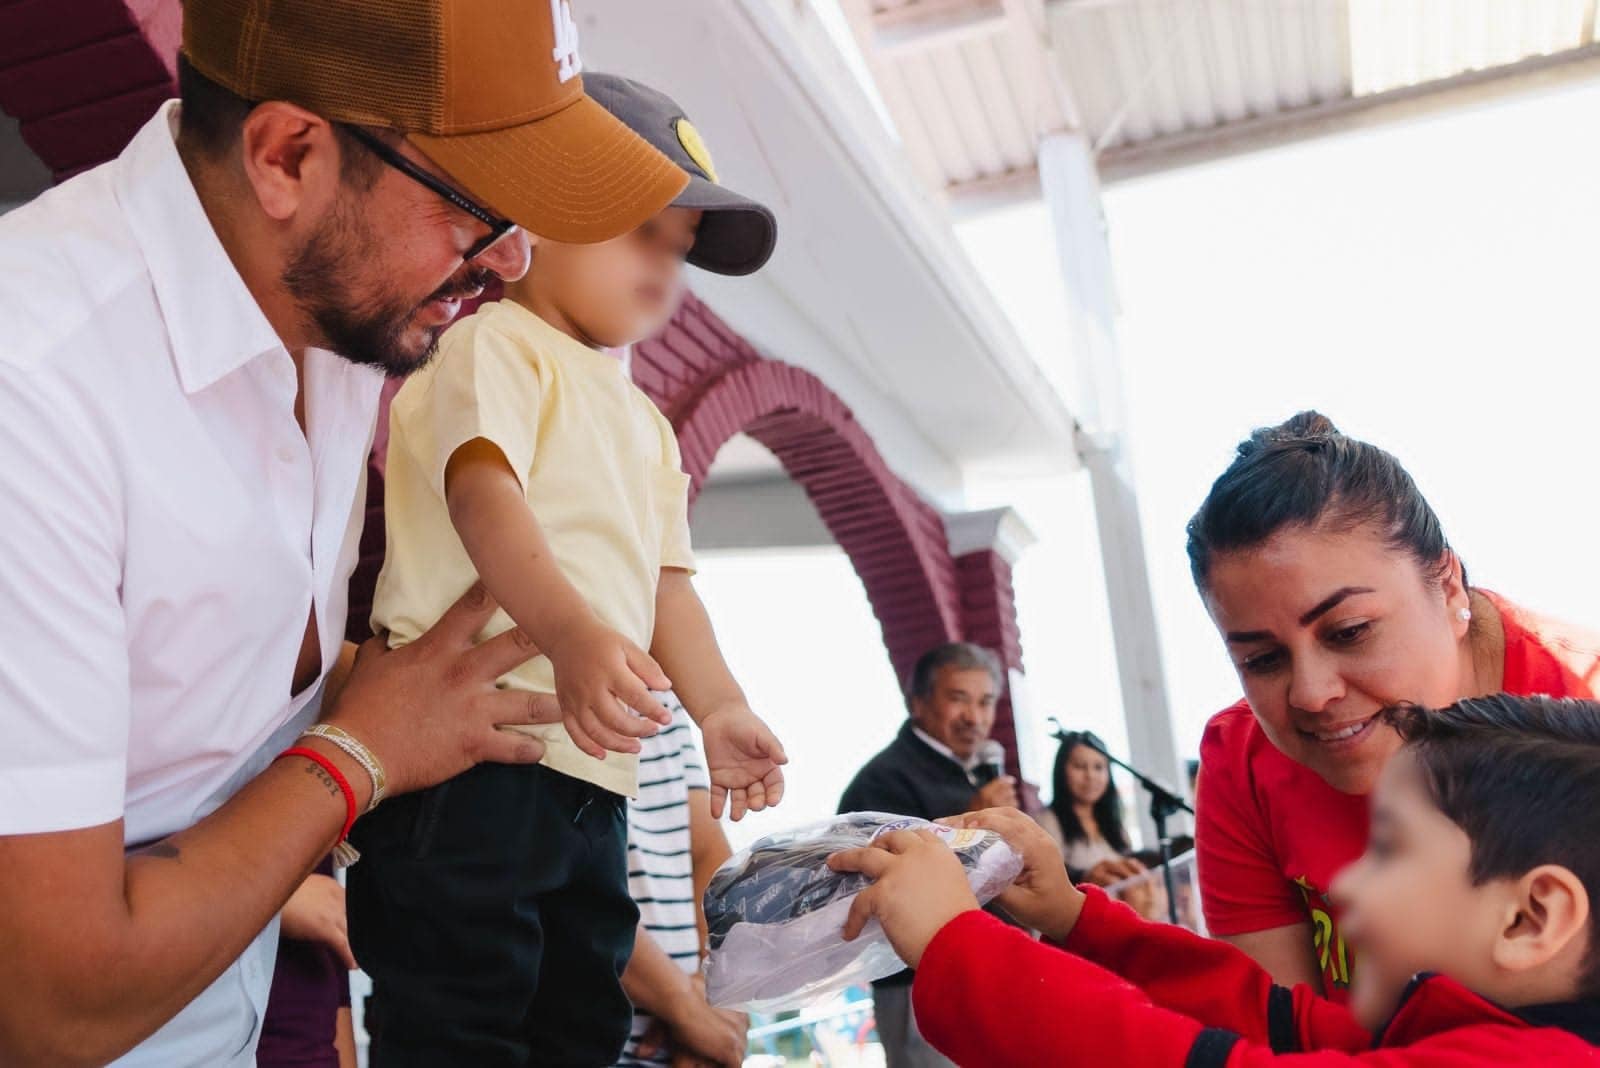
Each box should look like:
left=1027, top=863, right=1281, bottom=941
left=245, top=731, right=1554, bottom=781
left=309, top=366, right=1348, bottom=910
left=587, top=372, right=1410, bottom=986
left=829, top=694, right=1600, bottom=1065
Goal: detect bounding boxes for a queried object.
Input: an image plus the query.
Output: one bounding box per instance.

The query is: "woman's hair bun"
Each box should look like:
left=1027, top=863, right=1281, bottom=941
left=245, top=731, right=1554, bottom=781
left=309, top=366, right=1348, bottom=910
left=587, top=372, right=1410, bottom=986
left=1236, top=410, right=1341, bottom=459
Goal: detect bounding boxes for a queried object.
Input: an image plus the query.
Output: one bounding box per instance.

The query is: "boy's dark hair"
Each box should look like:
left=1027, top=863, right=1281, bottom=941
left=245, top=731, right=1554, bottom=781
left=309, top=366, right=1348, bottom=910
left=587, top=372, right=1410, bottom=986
left=1185, top=411, right=1462, bottom=593
left=1388, top=694, right=1600, bottom=995
left=906, top=643, right=1002, bottom=704
left=176, top=53, right=381, bottom=189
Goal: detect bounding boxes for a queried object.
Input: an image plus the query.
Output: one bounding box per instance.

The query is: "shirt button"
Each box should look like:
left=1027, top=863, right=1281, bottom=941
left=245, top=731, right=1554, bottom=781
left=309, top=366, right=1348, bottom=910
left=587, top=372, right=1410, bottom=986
left=276, top=446, right=296, bottom=464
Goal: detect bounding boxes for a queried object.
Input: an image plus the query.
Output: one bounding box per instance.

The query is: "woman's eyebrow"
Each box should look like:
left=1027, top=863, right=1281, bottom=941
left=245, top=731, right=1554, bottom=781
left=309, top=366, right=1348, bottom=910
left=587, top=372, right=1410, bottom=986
left=1298, top=586, right=1376, bottom=626
left=1225, top=586, right=1376, bottom=643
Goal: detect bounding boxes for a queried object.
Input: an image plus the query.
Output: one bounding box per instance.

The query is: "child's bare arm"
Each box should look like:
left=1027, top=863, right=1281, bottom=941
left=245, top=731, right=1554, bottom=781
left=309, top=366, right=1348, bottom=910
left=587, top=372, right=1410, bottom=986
left=650, top=569, right=746, bottom=718
left=653, top=570, right=787, bottom=819
left=445, top=438, right=673, bottom=755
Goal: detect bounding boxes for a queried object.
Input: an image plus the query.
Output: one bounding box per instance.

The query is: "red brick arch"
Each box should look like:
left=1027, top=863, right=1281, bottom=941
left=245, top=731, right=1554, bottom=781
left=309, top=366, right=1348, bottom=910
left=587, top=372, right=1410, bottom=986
left=0, top=0, right=179, bottom=182
left=675, top=355, right=964, bottom=682
left=635, top=297, right=1025, bottom=755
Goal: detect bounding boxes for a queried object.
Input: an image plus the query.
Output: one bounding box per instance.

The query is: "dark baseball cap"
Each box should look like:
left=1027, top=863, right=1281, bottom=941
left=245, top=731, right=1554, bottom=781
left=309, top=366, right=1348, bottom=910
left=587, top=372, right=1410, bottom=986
left=584, top=73, right=777, bottom=277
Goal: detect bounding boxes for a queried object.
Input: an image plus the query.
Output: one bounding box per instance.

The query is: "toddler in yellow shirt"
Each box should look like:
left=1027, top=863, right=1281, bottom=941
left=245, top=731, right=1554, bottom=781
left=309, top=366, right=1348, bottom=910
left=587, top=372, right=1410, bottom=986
left=349, top=74, right=784, bottom=1066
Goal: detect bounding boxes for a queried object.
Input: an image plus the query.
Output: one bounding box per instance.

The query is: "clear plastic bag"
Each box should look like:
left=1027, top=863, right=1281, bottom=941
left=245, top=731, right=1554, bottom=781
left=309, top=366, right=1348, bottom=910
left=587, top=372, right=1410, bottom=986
left=703, top=812, right=1024, bottom=1012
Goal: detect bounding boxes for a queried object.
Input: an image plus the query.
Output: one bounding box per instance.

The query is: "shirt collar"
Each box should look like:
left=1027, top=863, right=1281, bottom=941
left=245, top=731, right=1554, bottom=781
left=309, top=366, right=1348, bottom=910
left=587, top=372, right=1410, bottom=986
left=1515, top=1000, right=1600, bottom=1046
left=491, top=299, right=626, bottom=374
left=911, top=724, right=980, bottom=773
left=1377, top=973, right=1600, bottom=1049
left=115, top=100, right=286, bottom=395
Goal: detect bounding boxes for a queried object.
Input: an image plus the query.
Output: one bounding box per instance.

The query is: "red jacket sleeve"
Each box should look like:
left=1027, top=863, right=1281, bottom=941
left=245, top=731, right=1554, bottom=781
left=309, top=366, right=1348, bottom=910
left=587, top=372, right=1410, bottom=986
left=911, top=891, right=1370, bottom=1067
left=911, top=909, right=1208, bottom=1067
left=1064, top=887, right=1370, bottom=1052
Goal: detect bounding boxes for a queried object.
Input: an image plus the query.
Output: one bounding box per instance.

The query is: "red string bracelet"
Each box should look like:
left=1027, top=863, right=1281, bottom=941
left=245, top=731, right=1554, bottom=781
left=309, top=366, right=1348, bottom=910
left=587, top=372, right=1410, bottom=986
left=278, top=745, right=358, bottom=849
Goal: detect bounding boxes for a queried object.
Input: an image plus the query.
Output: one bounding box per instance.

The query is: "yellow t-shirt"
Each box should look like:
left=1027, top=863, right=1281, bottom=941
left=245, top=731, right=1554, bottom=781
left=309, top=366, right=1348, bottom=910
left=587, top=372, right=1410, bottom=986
left=371, top=300, right=695, bottom=797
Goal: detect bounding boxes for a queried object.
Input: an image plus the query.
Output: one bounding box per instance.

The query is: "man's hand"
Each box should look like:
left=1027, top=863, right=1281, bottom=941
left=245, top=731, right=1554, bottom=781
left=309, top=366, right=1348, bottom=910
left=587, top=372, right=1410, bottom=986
left=280, top=874, right=356, bottom=969
left=636, top=974, right=747, bottom=1068
left=322, top=583, right=564, bottom=797
left=698, top=704, right=788, bottom=820
left=966, top=775, right=1019, bottom=812
left=0, top=584, right=556, bottom=1068
left=939, top=808, right=1086, bottom=942
left=827, top=830, right=979, bottom=968
left=543, top=620, right=675, bottom=759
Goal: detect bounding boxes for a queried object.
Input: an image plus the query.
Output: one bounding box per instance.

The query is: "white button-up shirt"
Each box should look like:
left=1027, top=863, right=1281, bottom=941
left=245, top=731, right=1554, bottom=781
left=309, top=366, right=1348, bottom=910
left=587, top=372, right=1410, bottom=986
left=0, top=101, right=383, bottom=1064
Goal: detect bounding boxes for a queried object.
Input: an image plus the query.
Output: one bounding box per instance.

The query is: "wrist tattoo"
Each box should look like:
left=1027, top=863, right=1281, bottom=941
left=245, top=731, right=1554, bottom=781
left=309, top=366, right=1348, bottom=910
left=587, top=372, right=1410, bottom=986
left=303, top=758, right=344, bottom=800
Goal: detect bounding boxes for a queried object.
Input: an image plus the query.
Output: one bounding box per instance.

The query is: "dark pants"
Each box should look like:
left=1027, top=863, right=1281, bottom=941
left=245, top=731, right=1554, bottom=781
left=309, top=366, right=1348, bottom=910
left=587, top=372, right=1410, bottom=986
left=348, top=762, right=638, bottom=1067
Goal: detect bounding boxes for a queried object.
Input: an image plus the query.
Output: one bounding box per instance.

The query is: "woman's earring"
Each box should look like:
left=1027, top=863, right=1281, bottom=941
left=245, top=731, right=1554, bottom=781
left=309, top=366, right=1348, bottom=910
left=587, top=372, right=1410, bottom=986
left=1456, top=607, right=1473, bottom=623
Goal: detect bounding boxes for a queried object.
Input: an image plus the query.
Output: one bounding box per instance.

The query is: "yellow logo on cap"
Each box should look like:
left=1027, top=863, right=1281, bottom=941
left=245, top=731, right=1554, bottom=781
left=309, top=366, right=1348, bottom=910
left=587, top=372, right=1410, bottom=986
left=674, top=119, right=718, bottom=184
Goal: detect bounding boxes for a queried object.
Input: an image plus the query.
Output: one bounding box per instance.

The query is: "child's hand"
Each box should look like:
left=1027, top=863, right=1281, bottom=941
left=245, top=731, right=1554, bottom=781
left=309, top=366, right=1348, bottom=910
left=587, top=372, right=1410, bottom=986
left=939, top=808, right=1086, bottom=941
left=697, top=704, right=788, bottom=820
left=827, top=830, right=979, bottom=968
left=281, top=873, right=356, bottom=970
left=545, top=621, right=675, bottom=759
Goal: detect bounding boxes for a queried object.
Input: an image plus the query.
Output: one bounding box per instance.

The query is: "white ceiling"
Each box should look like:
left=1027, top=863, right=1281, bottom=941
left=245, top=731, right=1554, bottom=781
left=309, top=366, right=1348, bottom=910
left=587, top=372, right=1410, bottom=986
left=839, top=0, right=1600, bottom=194
left=582, top=0, right=1081, bottom=505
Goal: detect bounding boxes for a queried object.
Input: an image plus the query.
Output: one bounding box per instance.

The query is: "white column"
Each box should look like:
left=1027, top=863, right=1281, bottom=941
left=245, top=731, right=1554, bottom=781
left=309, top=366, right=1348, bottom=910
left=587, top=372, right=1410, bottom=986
left=1038, top=130, right=1187, bottom=841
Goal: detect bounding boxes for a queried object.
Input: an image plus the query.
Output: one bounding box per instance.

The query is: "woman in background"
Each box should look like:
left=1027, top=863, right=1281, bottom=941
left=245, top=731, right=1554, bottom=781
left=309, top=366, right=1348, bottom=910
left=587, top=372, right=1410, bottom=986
left=1037, top=732, right=1144, bottom=886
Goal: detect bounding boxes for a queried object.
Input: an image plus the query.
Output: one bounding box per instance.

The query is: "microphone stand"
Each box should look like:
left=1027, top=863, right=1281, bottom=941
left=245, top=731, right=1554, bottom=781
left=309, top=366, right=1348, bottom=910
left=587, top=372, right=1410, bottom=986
left=1050, top=722, right=1193, bottom=926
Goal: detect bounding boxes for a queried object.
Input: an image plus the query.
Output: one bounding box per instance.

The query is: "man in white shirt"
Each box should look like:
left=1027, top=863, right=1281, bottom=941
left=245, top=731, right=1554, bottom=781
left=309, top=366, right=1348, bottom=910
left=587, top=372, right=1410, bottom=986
left=0, top=1, right=686, bottom=1064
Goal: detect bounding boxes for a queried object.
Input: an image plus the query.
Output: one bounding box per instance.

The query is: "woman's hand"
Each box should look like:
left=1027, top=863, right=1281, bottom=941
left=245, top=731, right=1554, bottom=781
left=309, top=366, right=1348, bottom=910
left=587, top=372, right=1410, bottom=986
left=1084, top=855, right=1147, bottom=888
left=281, top=873, right=356, bottom=969
left=939, top=808, right=1086, bottom=942
left=827, top=830, right=979, bottom=967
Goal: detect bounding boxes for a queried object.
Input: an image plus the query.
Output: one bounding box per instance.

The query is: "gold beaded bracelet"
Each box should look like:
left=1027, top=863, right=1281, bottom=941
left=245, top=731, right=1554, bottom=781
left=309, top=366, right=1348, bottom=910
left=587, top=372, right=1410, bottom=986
left=300, top=724, right=387, bottom=814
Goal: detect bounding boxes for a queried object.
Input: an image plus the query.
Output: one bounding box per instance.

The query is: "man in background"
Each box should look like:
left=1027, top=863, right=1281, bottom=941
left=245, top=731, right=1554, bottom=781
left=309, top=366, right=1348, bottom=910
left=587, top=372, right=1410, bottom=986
left=838, top=642, right=1018, bottom=1068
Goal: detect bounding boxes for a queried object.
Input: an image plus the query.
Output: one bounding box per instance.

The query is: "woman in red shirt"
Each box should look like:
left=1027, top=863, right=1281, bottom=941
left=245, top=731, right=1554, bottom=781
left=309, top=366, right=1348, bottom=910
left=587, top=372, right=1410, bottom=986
left=1189, top=412, right=1600, bottom=1001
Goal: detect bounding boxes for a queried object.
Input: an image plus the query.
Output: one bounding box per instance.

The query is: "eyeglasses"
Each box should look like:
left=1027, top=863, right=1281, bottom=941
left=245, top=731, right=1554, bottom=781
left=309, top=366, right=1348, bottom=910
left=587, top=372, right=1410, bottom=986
left=343, top=126, right=520, bottom=263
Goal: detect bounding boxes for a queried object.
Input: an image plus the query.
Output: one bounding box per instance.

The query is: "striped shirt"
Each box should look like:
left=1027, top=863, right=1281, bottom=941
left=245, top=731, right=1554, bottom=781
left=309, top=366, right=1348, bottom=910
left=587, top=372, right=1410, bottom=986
left=619, top=695, right=709, bottom=1066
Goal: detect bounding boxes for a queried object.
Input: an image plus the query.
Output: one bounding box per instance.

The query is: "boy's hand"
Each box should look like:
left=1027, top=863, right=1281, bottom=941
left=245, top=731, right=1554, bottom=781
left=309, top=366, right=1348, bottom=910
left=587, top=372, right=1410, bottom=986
left=281, top=874, right=356, bottom=970
left=698, top=704, right=788, bottom=821
left=636, top=974, right=747, bottom=1068
left=545, top=621, right=675, bottom=759
left=938, top=808, right=1086, bottom=942
left=828, top=830, right=979, bottom=968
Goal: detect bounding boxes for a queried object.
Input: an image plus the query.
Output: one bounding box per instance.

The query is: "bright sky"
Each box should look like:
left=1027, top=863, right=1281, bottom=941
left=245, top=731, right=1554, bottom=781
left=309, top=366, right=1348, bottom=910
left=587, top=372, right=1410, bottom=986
left=698, top=76, right=1600, bottom=852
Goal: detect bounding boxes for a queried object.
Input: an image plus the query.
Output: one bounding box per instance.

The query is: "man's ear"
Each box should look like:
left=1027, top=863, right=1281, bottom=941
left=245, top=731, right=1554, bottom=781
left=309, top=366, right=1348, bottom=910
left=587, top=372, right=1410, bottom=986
left=1491, top=864, right=1590, bottom=977
left=238, top=102, right=343, bottom=222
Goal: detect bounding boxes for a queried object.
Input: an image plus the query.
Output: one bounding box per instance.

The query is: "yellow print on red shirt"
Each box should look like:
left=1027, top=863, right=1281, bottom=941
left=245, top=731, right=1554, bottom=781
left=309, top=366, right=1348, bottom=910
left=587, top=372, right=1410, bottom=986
left=1295, top=876, right=1352, bottom=989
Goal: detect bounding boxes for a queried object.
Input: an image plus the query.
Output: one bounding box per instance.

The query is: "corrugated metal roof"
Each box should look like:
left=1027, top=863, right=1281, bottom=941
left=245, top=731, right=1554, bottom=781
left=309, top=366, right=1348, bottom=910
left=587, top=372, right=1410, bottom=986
left=836, top=0, right=1600, bottom=193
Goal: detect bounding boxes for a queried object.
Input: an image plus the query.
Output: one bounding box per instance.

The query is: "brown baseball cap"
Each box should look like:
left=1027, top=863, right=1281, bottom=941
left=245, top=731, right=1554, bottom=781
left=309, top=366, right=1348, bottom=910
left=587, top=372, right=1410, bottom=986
left=181, top=0, right=688, bottom=243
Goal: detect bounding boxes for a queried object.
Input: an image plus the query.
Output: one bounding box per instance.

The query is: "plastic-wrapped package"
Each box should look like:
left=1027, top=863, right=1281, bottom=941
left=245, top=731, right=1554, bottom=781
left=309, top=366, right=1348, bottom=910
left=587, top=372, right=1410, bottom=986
left=703, top=812, right=1024, bottom=1011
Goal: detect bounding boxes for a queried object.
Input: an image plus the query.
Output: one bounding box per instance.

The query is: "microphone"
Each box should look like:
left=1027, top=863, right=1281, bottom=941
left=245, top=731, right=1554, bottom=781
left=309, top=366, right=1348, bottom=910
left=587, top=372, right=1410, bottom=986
left=972, top=740, right=1007, bottom=786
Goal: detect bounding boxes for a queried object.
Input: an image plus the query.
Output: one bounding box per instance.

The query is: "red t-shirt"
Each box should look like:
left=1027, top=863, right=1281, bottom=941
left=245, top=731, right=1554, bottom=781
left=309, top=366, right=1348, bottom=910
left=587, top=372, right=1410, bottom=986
left=1195, top=591, right=1600, bottom=1002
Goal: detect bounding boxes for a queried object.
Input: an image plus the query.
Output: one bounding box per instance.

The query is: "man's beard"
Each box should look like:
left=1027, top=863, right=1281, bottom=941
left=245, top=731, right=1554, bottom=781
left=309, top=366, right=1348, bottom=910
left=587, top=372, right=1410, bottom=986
left=283, top=201, right=494, bottom=379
